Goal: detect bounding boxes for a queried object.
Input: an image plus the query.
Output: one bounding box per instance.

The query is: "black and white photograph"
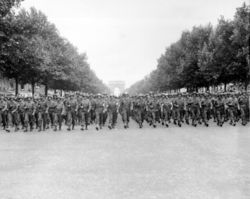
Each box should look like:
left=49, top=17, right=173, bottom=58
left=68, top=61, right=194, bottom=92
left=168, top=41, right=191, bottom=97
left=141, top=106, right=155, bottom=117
left=0, top=0, right=249, bottom=198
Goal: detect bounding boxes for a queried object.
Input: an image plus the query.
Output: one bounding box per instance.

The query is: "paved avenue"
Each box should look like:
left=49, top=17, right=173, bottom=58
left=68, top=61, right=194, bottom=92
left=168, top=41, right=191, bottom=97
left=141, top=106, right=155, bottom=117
left=0, top=121, right=249, bottom=199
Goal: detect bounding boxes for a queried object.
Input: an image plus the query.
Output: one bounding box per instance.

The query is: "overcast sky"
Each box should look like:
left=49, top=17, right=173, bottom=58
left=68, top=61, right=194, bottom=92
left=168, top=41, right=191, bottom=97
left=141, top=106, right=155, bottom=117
left=20, top=0, right=247, bottom=88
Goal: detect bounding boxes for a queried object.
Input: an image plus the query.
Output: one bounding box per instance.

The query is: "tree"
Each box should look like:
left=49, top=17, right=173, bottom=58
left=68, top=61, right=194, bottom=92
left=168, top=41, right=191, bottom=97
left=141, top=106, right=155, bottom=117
left=128, top=3, right=249, bottom=94
left=0, top=0, right=23, bottom=18
left=231, top=3, right=250, bottom=89
left=0, top=6, right=109, bottom=95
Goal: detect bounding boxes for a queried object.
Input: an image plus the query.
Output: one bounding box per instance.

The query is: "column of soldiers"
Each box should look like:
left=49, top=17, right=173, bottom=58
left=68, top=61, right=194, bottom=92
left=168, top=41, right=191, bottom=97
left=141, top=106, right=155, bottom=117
left=0, top=91, right=249, bottom=133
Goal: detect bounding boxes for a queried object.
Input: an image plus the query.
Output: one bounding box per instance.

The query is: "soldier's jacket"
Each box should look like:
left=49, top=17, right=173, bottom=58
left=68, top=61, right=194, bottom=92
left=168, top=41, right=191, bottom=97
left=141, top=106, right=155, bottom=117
left=64, top=99, right=72, bottom=112
left=79, top=99, right=91, bottom=112
left=10, top=100, right=19, bottom=113
left=119, top=98, right=131, bottom=112
left=225, top=97, right=238, bottom=108
left=8, top=100, right=15, bottom=112
left=172, top=97, right=183, bottom=109
left=0, top=100, right=8, bottom=113
left=238, top=95, right=248, bottom=107
left=24, top=101, right=35, bottom=114
left=93, top=98, right=105, bottom=112
left=191, top=97, right=201, bottom=108
left=54, top=100, right=64, bottom=114
left=107, top=99, right=118, bottom=112
left=70, top=99, right=78, bottom=112
left=0, top=100, right=4, bottom=112
left=177, top=97, right=184, bottom=109
left=162, top=98, right=172, bottom=111
left=147, top=98, right=158, bottom=112
left=201, top=97, right=212, bottom=109
left=185, top=97, right=193, bottom=109
left=133, top=99, right=146, bottom=111
left=36, top=100, right=47, bottom=113
left=18, top=100, right=26, bottom=114
left=46, top=100, right=57, bottom=112
left=214, top=98, right=225, bottom=110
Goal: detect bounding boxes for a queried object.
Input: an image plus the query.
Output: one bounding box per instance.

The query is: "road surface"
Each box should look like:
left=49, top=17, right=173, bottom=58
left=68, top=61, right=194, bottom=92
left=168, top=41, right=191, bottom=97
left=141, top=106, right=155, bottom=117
left=0, top=121, right=249, bottom=199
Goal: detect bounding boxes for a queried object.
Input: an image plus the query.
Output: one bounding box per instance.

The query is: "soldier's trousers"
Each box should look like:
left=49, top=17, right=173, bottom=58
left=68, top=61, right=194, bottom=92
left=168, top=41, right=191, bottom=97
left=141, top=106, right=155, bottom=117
left=184, top=109, right=191, bottom=122
left=49, top=112, right=54, bottom=127
left=190, top=107, right=200, bottom=125
left=162, top=109, right=171, bottom=124
left=148, top=110, right=156, bottom=125
left=24, top=112, right=35, bottom=130
left=0, top=112, right=2, bottom=127
left=212, top=107, right=217, bottom=122
left=120, top=109, right=129, bottom=125
left=227, top=107, right=236, bottom=124
left=66, top=111, right=72, bottom=127
left=52, top=112, right=62, bottom=129
left=37, top=112, right=44, bottom=130
left=1, top=111, right=8, bottom=129
left=7, top=112, right=13, bottom=127
left=240, top=106, right=247, bottom=125
left=216, top=108, right=224, bottom=125
left=44, top=112, right=50, bottom=128
left=79, top=111, right=89, bottom=127
left=95, top=110, right=103, bottom=127
left=19, top=113, right=25, bottom=128
left=202, top=107, right=209, bottom=124
left=173, top=108, right=181, bottom=123
left=108, top=110, right=117, bottom=127
left=103, top=112, right=108, bottom=125
left=12, top=112, right=20, bottom=128
left=134, top=109, right=143, bottom=125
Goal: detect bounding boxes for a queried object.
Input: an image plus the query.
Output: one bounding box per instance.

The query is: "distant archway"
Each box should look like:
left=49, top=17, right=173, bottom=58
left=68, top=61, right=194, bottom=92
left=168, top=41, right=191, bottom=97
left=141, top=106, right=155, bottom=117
left=108, top=81, right=125, bottom=96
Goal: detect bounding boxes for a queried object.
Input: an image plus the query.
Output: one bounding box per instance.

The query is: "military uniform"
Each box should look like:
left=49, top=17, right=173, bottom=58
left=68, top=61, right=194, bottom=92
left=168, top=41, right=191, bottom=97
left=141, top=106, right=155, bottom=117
left=78, top=97, right=91, bottom=130
left=119, top=95, right=131, bottom=129
left=93, top=96, right=105, bottom=130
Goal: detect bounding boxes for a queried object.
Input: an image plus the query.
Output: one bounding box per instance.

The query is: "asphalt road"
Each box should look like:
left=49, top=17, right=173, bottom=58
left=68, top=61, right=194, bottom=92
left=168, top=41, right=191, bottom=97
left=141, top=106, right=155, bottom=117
left=0, top=121, right=249, bottom=199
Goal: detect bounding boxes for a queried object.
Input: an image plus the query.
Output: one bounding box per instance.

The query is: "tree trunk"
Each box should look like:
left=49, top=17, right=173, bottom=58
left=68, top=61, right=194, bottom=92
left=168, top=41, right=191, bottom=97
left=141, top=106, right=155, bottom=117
left=60, top=90, right=63, bottom=97
left=15, top=77, right=18, bottom=96
left=245, top=80, right=249, bottom=91
left=224, top=83, right=227, bottom=92
left=45, top=83, right=48, bottom=96
left=31, top=81, right=35, bottom=98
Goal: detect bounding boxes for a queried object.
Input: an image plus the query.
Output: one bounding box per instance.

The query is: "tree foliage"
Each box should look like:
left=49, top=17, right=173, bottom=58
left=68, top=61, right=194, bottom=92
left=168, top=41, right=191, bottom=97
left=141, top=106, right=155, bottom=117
left=128, top=3, right=250, bottom=94
left=0, top=6, right=108, bottom=95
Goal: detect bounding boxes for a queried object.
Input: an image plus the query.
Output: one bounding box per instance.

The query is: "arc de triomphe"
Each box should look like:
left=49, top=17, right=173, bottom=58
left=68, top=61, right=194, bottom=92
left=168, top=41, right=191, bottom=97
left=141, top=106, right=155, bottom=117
left=108, top=81, right=125, bottom=96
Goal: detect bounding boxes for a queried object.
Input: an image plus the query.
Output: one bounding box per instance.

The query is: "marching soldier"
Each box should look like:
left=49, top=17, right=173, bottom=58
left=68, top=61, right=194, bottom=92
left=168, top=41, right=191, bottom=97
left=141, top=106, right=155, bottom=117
left=238, top=92, right=248, bottom=126
left=190, top=93, right=201, bottom=127
left=161, top=94, right=171, bottom=127
left=93, top=94, right=105, bottom=130
left=172, top=94, right=183, bottom=127
left=132, top=95, right=146, bottom=128
left=78, top=95, right=91, bottom=130
left=107, top=95, right=119, bottom=129
left=225, top=93, right=238, bottom=126
left=200, top=93, right=212, bottom=127
left=36, top=98, right=46, bottom=131
left=23, top=97, right=35, bottom=132
left=119, top=93, right=131, bottom=129
left=0, top=96, right=9, bottom=132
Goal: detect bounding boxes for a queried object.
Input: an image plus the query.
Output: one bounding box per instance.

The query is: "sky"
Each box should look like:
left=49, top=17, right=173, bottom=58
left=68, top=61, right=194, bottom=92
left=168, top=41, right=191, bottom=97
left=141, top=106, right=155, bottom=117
left=20, top=0, right=247, bottom=88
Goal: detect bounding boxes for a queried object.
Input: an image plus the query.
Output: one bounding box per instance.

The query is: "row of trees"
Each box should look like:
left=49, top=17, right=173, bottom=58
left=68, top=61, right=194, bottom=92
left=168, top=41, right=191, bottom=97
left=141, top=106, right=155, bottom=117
left=128, top=3, right=249, bottom=95
left=0, top=0, right=109, bottom=95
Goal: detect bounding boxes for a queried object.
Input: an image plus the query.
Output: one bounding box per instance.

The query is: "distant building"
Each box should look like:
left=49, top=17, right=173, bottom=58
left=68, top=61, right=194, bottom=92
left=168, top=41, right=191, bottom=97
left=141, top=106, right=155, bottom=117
left=108, top=81, right=126, bottom=96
